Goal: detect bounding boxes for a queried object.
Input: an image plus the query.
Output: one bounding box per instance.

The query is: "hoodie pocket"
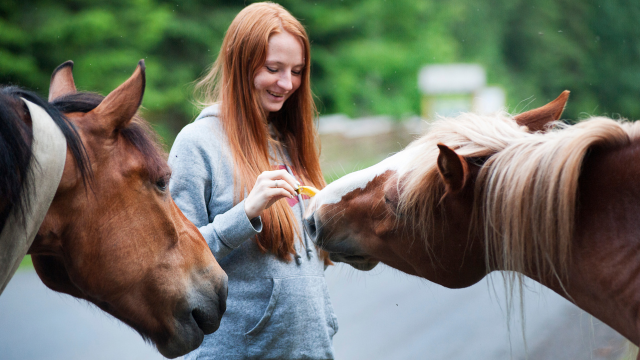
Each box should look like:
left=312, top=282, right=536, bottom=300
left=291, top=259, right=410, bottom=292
left=244, top=276, right=338, bottom=358
left=244, top=278, right=282, bottom=336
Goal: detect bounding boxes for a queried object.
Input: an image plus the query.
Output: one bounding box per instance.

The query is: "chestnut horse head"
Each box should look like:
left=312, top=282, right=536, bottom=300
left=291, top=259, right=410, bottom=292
left=306, top=91, right=640, bottom=347
left=305, top=92, right=570, bottom=285
left=0, top=61, right=227, bottom=358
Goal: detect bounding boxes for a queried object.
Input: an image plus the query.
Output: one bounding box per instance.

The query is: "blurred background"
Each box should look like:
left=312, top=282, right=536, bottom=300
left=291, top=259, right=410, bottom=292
left=2, top=0, right=640, bottom=359
left=3, top=0, right=640, bottom=143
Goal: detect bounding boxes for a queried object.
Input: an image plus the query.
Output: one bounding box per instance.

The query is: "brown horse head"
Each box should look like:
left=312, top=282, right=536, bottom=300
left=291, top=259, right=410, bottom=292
left=304, top=92, right=569, bottom=287
left=26, top=61, right=227, bottom=358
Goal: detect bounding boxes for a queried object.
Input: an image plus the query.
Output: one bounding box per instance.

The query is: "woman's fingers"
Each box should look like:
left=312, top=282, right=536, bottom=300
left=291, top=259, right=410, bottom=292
left=246, top=187, right=290, bottom=219
left=271, top=179, right=296, bottom=198
left=265, top=188, right=296, bottom=208
left=262, top=170, right=299, bottom=188
left=259, top=170, right=298, bottom=197
left=246, top=170, right=302, bottom=218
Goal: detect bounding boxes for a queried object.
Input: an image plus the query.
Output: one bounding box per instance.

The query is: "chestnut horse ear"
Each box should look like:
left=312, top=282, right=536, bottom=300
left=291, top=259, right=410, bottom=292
left=514, top=90, right=570, bottom=132
left=49, top=61, right=77, bottom=102
left=91, top=60, right=145, bottom=132
left=437, top=143, right=468, bottom=194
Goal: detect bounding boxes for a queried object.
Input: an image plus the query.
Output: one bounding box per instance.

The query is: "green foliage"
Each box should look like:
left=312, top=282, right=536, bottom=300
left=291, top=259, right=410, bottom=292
left=2, top=0, right=639, bottom=145
left=0, top=0, right=244, bottom=144
left=281, top=0, right=462, bottom=117
left=18, top=254, right=33, bottom=271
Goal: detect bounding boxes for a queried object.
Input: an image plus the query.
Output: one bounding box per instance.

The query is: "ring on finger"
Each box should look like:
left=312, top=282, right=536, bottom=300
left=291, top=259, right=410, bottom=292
left=274, top=180, right=279, bottom=188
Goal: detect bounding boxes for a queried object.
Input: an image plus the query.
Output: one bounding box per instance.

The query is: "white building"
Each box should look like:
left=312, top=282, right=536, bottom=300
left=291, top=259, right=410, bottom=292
left=418, top=64, right=505, bottom=119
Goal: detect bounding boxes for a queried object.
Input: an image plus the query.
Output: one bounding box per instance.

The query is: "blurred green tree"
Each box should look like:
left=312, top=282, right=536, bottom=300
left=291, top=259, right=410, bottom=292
left=1, top=0, right=639, bottom=144
left=0, top=0, right=243, bottom=142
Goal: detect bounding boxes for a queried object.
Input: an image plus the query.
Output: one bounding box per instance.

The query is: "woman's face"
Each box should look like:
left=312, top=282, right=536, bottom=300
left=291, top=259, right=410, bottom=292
left=254, top=31, right=304, bottom=114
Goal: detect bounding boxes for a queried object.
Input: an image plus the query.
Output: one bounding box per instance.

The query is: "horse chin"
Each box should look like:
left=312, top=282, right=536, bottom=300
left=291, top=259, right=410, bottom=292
left=156, top=313, right=222, bottom=359
left=349, top=260, right=379, bottom=271
left=329, top=253, right=380, bottom=271
left=156, top=325, right=204, bottom=359
left=146, top=281, right=227, bottom=358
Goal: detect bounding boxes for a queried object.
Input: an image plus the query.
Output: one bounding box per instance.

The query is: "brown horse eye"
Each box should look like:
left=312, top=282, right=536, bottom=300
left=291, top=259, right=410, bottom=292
left=155, top=177, right=167, bottom=191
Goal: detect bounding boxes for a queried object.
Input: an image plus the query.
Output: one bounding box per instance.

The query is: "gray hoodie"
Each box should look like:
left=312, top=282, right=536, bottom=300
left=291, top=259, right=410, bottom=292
left=168, top=105, right=338, bottom=360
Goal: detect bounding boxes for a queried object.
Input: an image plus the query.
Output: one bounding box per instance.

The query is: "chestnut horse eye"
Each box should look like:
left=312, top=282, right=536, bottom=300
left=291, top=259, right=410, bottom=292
left=384, top=196, right=403, bottom=217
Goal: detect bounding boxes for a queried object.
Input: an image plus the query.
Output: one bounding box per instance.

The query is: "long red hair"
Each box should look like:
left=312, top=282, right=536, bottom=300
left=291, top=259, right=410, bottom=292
left=195, top=2, right=326, bottom=261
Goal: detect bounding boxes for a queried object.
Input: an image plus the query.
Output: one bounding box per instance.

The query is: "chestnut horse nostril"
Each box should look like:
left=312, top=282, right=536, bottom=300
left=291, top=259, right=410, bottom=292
left=303, top=216, right=317, bottom=240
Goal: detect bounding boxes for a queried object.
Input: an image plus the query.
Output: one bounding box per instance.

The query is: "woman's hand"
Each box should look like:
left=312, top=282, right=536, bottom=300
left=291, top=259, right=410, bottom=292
left=244, top=170, right=299, bottom=219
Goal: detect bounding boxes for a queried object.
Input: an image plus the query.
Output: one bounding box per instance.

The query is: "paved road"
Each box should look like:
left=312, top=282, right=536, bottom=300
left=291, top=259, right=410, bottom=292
left=0, top=266, right=629, bottom=359
left=0, top=270, right=166, bottom=360
left=327, top=265, right=627, bottom=360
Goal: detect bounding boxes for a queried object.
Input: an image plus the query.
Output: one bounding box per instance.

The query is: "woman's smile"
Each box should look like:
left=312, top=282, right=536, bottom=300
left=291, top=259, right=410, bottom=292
left=267, top=90, right=286, bottom=99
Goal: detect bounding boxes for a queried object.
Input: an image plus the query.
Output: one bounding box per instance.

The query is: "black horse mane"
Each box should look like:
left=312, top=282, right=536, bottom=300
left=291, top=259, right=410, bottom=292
left=1, top=87, right=168, bottom=234
left=0, top=87, right=91, bottom=232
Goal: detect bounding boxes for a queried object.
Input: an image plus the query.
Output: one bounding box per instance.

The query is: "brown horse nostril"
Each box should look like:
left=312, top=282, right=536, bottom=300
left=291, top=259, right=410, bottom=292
left=189, top=277, right=227, bottom=336
left=191, top=301, right=221, bottom=335
left=218, top=282, right=228, bottom=315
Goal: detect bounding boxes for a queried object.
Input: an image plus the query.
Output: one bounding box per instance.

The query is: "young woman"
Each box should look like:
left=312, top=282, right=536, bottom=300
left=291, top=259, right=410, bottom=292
left=168, top=2, right=337, bottom=359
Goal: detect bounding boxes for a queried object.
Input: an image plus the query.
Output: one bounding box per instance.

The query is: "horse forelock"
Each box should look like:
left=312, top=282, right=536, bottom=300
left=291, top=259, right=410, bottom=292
left=52, top=92, right=169, bottom=182
left=398, top=112, right=533, bottom=245
left=120, top=119, right=170, bottom=181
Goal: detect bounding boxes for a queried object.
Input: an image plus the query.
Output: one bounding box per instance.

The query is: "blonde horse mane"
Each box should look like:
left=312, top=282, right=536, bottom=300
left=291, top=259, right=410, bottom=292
left=399, top=112, right=640, bottom=283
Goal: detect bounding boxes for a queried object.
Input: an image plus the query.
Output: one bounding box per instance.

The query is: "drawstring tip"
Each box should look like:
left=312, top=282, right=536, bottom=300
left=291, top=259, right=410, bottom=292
left=306, top=248, right=313, bottom=259
left=294, top=254, right=302, bottom=265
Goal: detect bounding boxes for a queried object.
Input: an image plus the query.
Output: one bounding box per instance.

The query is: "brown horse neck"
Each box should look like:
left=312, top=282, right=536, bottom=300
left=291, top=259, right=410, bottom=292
left=521, top=140, right=640, bottom=346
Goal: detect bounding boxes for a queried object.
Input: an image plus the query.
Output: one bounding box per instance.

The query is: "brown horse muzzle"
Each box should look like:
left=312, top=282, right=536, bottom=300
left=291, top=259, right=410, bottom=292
left=189, top=274, right=228, bottom=334
left=159, top=273, right=228, bottom=359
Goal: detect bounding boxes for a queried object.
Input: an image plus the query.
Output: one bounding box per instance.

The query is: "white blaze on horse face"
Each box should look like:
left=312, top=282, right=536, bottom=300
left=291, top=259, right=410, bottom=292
left=314, top=149, right=418, bottom=207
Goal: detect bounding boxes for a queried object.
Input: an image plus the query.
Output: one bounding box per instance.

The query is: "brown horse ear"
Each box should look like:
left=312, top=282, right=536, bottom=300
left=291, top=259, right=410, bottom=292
left=49, top=61, right=77, bottom=102
left=514, top=90, right=570, bottom=132
left=437, top=143, right=468, bottom=194
left=91, top=60, right=146, bottom=132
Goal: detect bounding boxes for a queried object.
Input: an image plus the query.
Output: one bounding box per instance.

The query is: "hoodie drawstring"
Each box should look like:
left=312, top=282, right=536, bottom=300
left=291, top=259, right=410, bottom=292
left=285, top=165, right=313, bottom=265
